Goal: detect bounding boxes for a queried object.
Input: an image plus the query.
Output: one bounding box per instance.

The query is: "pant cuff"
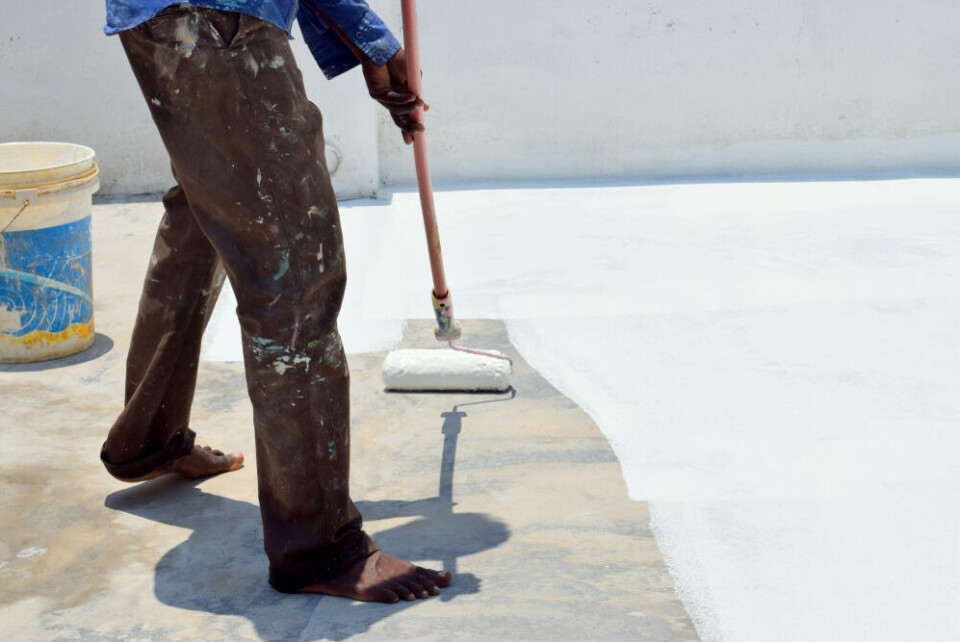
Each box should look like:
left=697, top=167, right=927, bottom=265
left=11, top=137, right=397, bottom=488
left=100, top=428, right=197, bottom=480
left=269, top=529, right=379, bottom=593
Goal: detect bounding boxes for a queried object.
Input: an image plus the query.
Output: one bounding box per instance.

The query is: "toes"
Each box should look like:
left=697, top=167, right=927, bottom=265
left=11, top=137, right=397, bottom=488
left=391, top=582, right=416, bottom=601
left=419, top=567, right=452, bottom=588
left=400, top=576, right=430, bottom=599
left=372, top=588, right=401, bottom=604
left=418, top=576, right=440, bottom=595
left=174, top=447, right=244, bottom=478
left=196, top=445, right=228, bottom=459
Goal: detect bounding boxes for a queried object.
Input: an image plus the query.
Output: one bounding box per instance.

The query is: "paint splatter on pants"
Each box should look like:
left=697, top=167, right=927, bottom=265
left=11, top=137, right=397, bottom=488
left=99, top=5, right=377, bottom=592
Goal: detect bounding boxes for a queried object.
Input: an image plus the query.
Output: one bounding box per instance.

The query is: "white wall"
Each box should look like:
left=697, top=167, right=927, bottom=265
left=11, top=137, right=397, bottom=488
left=2, top=1, right=959, bottom=196
left=0, top=1, right=377, bottom=197
left=376, top=0, right=960, bottom=184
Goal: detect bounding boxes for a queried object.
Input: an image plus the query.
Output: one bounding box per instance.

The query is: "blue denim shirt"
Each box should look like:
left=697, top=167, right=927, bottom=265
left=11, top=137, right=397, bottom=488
left=104, top=0, right=401, bottom=79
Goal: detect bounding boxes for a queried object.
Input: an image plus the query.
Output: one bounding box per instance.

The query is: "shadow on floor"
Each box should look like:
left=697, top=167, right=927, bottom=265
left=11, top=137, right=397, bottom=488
left=0, top=333, right=113, bottom=372
left=102, top=397, right=512, bottom=640
left=357, top=388, right=517, bottom=591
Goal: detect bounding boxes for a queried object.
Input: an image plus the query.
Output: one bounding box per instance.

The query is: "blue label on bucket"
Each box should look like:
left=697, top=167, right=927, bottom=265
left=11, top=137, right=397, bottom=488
left=0, top=216, right=93, bottom=337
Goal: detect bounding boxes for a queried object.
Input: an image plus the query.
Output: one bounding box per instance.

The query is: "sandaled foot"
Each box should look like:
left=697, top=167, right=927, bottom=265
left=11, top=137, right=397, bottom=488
left=115, top=445, right=244, bottom=482
left=296, top=551, right=452, bottom=603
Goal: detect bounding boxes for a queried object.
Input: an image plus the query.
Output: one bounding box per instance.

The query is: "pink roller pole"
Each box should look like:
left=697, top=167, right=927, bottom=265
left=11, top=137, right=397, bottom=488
left=397, top=0, right=512, bottom=361
left=401, top=0, right=447, bottom=299
left=401, top=0, right=464, bottom=342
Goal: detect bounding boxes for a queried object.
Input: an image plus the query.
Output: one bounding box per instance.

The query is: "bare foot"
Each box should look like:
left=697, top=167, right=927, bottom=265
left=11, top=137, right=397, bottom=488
left=297, top=551, right=452, bottom=603
left=115, top=445, right=244, bottom=482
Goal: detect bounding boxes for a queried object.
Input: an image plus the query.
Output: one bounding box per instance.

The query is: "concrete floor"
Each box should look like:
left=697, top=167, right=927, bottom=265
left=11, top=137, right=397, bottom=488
left=6, top=176, right=959, bottom=641
left=0, top=200, right=697, bottom=640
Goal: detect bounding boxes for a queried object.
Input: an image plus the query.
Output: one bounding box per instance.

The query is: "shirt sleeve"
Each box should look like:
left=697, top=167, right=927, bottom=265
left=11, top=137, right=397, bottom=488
left=297, top=0, right=402, bottom=80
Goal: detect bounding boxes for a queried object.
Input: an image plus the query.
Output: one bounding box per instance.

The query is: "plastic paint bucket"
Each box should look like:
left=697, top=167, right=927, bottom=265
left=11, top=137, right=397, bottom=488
left=0, top=142, right=100, bottom=363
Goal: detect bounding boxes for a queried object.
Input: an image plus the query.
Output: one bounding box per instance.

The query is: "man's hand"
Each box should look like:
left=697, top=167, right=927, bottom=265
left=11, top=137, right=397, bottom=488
left=361, top=49, right=427, bottom=145
left=307, top=5, right=426, bottom=144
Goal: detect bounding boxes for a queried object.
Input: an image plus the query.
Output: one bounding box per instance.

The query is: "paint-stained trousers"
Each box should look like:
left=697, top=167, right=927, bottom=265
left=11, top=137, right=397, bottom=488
left=99, top=6, right=377, bottom=592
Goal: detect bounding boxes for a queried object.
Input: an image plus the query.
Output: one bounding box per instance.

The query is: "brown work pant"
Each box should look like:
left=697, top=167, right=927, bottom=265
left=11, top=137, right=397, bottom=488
left=99, top=6, right=376, bottom=592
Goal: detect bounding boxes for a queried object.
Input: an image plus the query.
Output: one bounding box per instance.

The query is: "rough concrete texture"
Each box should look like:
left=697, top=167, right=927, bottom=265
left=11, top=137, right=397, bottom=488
left=0, top=201, right=697, bottom=641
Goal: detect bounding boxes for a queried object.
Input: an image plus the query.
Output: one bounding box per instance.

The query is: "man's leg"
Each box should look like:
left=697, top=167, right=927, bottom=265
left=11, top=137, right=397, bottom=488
left=116, top=6, right=449, bottom=600
left=100, top=178, right=242, bottom=481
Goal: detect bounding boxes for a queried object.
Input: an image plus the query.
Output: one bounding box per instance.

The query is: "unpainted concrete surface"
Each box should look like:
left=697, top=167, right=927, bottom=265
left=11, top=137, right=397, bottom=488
left=0, top=201, right=697, bottom=640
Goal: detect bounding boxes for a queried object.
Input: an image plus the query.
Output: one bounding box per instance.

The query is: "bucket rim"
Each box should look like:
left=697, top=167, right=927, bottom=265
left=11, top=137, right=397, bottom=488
left=0, top=142, right=97, bottom=189
left=0, top=163, right=100, bottom=202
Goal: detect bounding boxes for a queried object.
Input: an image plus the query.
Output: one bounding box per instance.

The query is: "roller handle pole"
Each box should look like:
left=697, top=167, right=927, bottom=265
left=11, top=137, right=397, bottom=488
left=401, top=0, right=448, bottom=299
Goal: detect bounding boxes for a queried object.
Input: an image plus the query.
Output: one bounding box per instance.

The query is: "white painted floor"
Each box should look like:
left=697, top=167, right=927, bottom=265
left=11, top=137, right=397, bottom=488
left=203, top=178, right=960, bottom=641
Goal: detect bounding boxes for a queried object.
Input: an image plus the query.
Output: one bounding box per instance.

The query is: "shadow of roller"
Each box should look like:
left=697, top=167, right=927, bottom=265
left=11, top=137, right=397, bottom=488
left=358, top=389, right=516, bottom=601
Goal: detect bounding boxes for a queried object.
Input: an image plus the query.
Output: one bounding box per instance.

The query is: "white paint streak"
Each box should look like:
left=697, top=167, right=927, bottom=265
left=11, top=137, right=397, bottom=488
left=172, top=17, right=198, bottom=58
left=242, top=52, right=259, bottom=77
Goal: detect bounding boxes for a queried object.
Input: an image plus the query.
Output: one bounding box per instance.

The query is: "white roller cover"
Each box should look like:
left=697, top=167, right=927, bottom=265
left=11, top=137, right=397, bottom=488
left=382, top=349, right=512, bottom=391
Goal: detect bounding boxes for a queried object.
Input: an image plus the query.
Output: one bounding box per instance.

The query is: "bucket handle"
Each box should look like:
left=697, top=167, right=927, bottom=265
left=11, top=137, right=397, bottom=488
left=0, top=190, right=36, bottom=235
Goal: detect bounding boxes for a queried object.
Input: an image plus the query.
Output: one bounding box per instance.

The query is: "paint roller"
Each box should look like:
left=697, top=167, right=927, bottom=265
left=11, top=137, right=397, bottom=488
left=381, top=0, right=512, bottom=392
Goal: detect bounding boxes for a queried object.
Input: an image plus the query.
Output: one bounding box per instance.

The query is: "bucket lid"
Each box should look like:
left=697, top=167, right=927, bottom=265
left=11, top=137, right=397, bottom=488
left=0, top=142, right=97, bottom=190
